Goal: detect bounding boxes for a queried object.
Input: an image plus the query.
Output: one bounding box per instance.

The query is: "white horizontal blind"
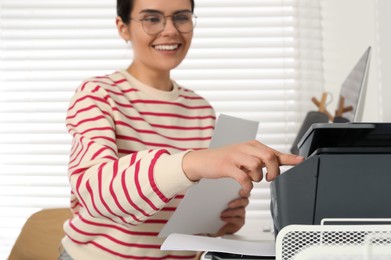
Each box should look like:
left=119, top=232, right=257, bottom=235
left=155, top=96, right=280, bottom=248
left=0, top=0, right=323, bottom=257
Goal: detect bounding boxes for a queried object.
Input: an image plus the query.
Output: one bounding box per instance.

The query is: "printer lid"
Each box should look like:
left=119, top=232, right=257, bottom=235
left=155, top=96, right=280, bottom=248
left=297, top=122, right=391, bottom=157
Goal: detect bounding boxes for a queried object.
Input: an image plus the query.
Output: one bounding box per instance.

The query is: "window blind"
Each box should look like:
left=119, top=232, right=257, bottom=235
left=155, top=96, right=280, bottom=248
left=0, top=0, right=323, bottom=257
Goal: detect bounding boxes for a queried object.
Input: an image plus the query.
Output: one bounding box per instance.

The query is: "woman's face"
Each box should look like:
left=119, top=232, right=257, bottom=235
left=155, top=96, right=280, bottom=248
left=127, top=0, right=194, bottom=74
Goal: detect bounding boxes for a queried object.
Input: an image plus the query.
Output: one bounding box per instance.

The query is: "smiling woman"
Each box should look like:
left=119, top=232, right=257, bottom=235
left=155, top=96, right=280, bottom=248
left=115, top=0, right=196, bottom=91
left=58, top=0, right=305, bottom=258
left=0, top=0, right=323, bottom=259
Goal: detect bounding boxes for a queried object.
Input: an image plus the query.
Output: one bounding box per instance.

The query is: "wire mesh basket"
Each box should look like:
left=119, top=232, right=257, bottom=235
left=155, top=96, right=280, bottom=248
left=276, top=220, right=391, bottom=260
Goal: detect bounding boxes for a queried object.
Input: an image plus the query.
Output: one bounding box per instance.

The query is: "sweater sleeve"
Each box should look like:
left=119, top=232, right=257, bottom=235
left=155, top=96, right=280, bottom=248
left=65, top=83, right=194, bottom=227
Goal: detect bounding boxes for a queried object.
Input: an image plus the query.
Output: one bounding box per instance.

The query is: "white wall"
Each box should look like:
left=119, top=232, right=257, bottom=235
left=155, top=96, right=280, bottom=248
left=377, top=0, right=391, bottom=121
left=321, top=0, right=390, bottom=122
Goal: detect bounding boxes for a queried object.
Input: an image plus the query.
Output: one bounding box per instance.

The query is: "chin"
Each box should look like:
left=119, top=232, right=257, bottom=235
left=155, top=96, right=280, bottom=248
left=156, top=61, right=184, bottom=71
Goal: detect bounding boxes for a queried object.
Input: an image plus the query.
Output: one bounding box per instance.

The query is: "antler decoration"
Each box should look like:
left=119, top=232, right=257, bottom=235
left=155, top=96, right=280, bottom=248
left=335, top=96, right=353, bottom=118
left=311, top=92, right=333, bottom=121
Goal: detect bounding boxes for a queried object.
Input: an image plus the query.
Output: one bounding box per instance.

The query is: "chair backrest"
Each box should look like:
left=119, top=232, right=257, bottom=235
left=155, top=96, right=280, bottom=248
left=8, top=208, right=72, bottom=260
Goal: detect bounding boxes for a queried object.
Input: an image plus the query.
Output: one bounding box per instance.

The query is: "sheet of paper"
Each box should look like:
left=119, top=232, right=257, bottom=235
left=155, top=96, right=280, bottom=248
left=161, top=233, right=275, bottom=256
left=159, top=114, right=259, bottom=237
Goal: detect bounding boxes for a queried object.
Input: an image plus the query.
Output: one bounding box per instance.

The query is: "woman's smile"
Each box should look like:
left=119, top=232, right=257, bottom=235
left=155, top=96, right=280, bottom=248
left=153, top=43, right=181, bottom=51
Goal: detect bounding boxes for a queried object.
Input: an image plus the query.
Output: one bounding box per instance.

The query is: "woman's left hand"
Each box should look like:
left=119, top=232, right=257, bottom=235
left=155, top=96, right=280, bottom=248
left=216, top=195, right=249, bottom=237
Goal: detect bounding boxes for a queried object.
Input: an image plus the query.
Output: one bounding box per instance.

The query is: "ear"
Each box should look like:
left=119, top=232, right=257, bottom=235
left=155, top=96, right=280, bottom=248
left=116, top=16, right=131, bottom=42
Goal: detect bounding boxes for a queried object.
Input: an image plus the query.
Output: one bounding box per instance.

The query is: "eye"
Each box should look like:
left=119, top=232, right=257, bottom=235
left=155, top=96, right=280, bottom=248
left=142, top=15, right=162, bottom=24
left=174, top=14, right=191, bottom=23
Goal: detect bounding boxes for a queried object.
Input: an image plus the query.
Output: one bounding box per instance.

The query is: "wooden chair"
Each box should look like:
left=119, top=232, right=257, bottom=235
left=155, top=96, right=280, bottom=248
left=8, top=208, right=72, bottom=260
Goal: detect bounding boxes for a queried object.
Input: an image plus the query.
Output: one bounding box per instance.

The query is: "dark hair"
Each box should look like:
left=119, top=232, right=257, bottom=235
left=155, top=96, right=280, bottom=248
left=117, top=0, right=195, bottom=24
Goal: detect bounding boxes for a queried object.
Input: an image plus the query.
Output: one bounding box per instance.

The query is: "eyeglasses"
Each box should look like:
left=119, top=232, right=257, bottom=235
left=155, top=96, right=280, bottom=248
left=131, top=11, right=197, bottom=35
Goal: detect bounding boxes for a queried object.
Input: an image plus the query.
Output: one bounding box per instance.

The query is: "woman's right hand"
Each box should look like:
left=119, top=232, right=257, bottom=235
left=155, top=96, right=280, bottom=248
left=182, top=140, right=304, bottom=196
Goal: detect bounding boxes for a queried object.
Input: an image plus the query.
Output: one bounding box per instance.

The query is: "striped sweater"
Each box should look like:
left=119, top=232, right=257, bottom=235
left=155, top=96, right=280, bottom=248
left=62, top=70, right=216, bottom=259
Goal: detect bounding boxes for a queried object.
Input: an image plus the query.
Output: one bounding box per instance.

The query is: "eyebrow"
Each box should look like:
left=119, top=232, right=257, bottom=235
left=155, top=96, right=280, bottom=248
left=139, top=9, right=192, bottom=15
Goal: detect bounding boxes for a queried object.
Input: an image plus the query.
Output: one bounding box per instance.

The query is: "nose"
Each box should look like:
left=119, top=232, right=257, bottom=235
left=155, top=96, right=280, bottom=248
left=161, top=17, right=179, bottom=35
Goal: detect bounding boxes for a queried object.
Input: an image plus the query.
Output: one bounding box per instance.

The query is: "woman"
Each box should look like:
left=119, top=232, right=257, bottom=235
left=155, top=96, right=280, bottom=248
left=60, top=0, right=303, bottom=259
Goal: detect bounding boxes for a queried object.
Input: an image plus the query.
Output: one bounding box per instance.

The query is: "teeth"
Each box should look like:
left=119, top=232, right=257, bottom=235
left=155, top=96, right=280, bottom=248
left=154, top=44, right=179, bottom=51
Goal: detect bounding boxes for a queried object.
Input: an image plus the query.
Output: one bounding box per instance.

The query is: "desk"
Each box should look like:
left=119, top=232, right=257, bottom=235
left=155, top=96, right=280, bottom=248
left=203, top=252, right=275, bottom=260
left=199, top=221, right=276, bottom=259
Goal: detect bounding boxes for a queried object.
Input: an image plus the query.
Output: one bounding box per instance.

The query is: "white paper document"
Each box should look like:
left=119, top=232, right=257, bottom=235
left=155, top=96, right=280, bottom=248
left=161, top=233, right=275, bottom=256
left=159, top=114, right=259, bottom=237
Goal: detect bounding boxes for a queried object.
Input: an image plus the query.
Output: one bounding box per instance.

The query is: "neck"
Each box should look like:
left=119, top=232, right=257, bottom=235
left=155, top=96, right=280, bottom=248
left=127, top=64, right=173, bottom=91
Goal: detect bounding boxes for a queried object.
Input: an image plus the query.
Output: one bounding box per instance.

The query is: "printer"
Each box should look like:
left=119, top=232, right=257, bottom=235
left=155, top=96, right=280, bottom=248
left=270, top=122, right=391, bottom=234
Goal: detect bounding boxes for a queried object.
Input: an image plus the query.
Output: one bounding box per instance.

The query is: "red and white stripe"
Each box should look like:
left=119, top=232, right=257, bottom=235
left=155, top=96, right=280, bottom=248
left=62, top=71, right=215, bottom=259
